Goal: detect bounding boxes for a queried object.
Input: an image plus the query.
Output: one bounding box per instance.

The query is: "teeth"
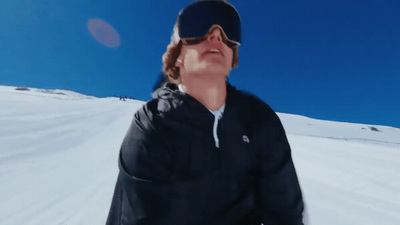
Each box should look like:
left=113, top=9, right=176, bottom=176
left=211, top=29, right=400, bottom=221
left=210, top=49, right=220, bottom=53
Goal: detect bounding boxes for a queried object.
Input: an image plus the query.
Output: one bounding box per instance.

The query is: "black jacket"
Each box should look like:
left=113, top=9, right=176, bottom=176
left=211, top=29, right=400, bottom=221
left=106, top=83, right=304, bottom=225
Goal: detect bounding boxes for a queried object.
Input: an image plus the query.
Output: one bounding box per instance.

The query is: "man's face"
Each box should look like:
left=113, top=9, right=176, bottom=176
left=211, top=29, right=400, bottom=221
left=176, top=27, right=234, bottom=80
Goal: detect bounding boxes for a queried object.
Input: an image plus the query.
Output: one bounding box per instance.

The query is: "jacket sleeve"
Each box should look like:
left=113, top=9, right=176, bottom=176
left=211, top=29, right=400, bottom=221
left=256, top=107, right=304, bottom=225
left=106, top=104, right=179, bottom=225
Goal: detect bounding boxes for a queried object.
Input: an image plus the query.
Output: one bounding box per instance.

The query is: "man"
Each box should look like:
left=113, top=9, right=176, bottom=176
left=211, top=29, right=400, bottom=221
left=106, top=1, right=304, bottom=224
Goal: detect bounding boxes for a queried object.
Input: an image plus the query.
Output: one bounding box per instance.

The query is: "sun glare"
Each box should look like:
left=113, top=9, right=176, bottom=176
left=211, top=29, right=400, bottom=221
left=87, top=18, right=120, bottom=48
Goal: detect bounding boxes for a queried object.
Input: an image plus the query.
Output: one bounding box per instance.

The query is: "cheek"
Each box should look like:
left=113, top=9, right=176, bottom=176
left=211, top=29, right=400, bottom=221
left=225, top=48, right=234, bottom=65
left=178, top=48, right=202, bottom=73
left=183, top=49, right=200, bottom=63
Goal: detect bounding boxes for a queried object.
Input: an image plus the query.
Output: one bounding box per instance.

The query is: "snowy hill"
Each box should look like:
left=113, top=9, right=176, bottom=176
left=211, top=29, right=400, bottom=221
left=0, top=85, right=399, bottom=225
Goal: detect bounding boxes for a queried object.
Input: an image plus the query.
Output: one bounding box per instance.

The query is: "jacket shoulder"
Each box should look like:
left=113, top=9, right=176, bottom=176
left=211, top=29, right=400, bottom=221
left=133, top=84, right=182, bottom=125
left=228, top=85, right=278, bottom=120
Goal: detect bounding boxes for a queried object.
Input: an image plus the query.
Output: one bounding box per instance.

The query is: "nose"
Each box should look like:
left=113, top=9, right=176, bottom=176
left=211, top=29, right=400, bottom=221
left=206, top=27, right=223, bottom=43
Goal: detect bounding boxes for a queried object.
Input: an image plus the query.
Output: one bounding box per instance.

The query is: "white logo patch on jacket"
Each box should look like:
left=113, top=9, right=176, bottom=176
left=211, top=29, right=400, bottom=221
left=242, top=135, right=250, bottom=143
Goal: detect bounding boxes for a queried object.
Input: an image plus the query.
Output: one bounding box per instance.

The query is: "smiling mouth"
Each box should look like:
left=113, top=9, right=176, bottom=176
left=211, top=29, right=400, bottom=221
left=204, top=48, right=223, bottom=56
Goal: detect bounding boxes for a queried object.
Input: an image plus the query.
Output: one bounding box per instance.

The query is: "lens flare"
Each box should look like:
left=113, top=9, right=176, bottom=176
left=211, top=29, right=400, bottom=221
left=87, top=18, right=120, bottom=48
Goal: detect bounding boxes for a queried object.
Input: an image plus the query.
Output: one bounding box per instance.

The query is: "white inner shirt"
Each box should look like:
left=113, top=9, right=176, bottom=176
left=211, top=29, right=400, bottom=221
left=179, top=84, right=225, bottom=148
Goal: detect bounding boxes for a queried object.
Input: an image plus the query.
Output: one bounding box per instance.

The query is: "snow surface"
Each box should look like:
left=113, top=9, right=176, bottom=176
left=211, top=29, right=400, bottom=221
left=1, top=85, right=399, bottom=225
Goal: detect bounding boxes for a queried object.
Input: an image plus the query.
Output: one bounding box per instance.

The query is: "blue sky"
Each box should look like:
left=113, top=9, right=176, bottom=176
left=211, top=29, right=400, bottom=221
left=1, top=0, right=399, bottom=128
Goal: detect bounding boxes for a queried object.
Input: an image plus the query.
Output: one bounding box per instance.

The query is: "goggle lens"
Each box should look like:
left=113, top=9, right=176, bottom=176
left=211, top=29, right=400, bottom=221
left=178, top=1, right=241, bottom=46
left=181, top=35, right=239, bottom=48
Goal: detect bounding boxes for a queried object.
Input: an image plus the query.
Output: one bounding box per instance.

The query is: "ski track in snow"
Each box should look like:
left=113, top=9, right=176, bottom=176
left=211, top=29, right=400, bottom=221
left=0, top=85, right=399, bottom=225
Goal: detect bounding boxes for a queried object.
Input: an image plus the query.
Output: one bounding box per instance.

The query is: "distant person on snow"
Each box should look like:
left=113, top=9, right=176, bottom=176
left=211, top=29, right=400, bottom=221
left=106, top=0, right=304, bottom=224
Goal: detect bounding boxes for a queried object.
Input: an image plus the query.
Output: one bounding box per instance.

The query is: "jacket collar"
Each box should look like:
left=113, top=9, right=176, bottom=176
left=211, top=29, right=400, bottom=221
left=152, top=82, right=239, bottom=128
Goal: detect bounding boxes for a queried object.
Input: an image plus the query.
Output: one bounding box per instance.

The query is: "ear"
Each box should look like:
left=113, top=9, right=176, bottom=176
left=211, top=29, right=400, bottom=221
left=175, top=58, right=183, bottom=67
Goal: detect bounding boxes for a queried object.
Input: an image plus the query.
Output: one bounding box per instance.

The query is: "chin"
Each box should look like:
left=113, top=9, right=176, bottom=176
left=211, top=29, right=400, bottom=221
left=205, top=61, right=230, bottom=72
left=202, top=66, right=228, bottom=74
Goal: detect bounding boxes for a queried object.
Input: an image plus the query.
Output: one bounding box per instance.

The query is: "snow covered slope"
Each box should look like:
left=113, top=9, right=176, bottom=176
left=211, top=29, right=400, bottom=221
left=0, top=85, right=399, bottom=225
left=278, top=115, right=400, bottom=225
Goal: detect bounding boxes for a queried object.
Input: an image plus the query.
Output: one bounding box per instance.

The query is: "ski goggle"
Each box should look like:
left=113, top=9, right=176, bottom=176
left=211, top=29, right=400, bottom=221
left=181, top=25, right=239, bottom=48
left=177, top=1, right=241, bottom=47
